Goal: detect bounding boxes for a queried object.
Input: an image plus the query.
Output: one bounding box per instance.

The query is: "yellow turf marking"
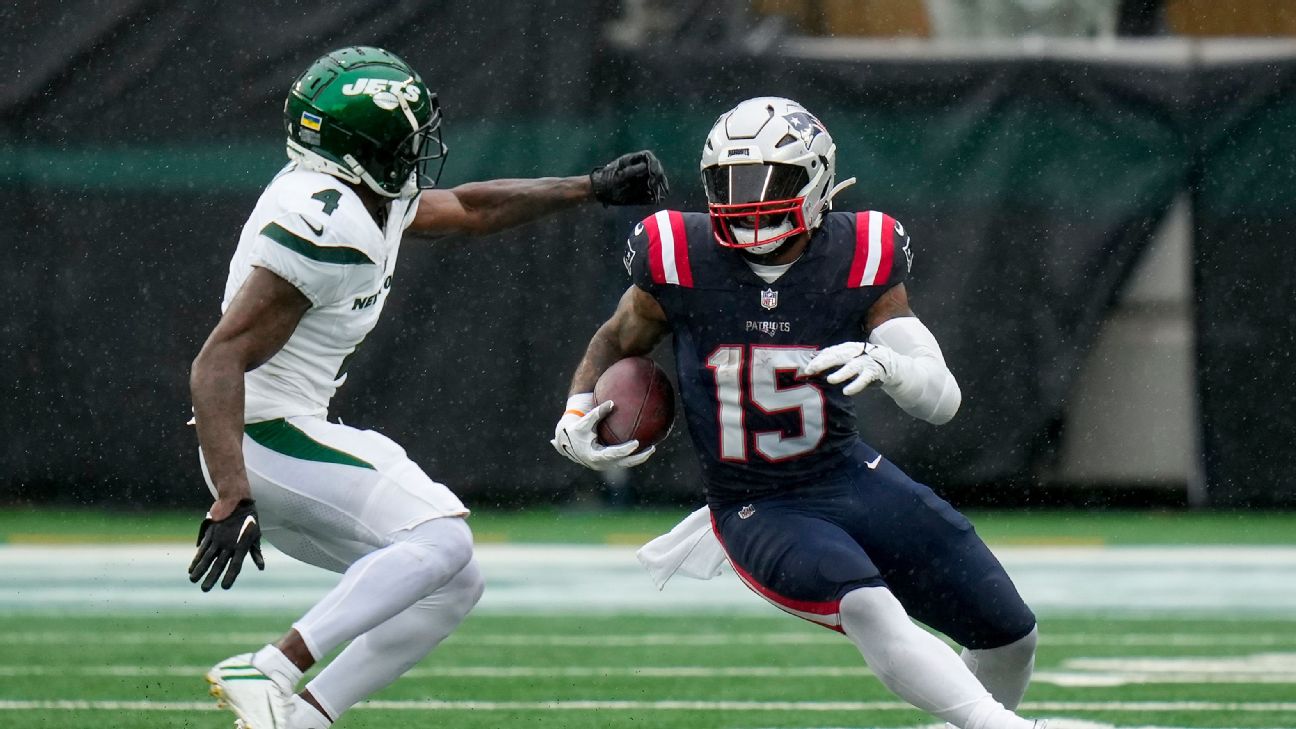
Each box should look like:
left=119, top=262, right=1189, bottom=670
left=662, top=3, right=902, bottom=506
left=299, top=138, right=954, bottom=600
left=467, top=531, right=509, bottom=543
left=605, top=532, right=656, bottom=545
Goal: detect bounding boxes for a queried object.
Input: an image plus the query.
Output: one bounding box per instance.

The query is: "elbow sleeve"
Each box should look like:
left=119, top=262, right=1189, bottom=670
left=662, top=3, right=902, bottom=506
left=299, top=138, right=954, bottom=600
left=868, top=317, right=962, bottom=425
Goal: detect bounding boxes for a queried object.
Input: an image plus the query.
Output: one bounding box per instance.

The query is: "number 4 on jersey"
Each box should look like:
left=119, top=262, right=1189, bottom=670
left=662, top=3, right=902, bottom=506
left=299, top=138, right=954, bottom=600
left=312, top=189, right=342, bottom=215
left=706, top=345, right=826, bottom=462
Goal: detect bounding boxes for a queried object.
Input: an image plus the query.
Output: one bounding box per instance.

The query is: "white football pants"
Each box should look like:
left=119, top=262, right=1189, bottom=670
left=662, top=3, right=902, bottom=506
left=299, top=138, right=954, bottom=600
left=200, top=415, right=484, bottom=720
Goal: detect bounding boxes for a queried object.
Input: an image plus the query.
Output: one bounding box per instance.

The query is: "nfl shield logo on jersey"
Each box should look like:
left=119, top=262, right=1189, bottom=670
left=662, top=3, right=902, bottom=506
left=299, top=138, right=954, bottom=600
left=760, top=288, right=779, bottom=310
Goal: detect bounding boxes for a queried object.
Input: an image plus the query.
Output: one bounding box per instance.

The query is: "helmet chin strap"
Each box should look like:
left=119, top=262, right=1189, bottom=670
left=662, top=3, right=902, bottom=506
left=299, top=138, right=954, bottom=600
left=343, top=153, right=404, bottom=199
left=392, top=86, right=423, bottom=200
left=288, top=140, right=362, bottom=185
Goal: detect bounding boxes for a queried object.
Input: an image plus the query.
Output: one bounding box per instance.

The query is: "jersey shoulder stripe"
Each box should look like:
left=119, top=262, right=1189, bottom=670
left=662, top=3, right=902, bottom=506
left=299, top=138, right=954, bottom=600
left=644, top=210, right=693, bottom=287
left=260, top=221, right=375, bottom=265
left=847, top=210, right=896, bottom=288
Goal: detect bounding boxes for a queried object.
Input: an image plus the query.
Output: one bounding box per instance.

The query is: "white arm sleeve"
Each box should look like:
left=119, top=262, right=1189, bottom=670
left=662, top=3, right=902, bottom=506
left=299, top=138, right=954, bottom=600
left=868, top=317, right=961, bottom=425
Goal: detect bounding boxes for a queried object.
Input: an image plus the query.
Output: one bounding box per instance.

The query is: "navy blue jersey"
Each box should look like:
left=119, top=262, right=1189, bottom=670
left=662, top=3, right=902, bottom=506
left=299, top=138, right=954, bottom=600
left=625, top=209, right=912, bottom=502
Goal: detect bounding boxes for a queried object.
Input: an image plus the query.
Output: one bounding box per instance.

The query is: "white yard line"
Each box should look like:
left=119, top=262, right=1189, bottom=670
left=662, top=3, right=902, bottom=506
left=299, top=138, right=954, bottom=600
left=5, top=660, right=1296, bottom=686
left=2, top=630, right=1294, bottom=648
left=0, top=630, right=848, bottom=645
left=3, top=544, right=1296, bottom=614
left=0, top=698, right=1294, bottom=713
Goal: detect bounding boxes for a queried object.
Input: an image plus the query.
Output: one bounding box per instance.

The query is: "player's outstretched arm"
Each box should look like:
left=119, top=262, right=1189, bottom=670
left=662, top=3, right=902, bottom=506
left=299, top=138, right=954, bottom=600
left=407, top=150, right=668, bottom=237
left=188, top=267, right=309, bottom=590
left=551, top=285, right=669, bottom=470
left=802, top=284, right=962, bottom=425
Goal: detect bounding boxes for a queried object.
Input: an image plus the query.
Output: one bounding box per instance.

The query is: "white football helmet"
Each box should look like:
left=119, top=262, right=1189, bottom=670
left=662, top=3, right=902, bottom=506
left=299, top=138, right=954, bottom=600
left=700, top=97, right=854, bottom=254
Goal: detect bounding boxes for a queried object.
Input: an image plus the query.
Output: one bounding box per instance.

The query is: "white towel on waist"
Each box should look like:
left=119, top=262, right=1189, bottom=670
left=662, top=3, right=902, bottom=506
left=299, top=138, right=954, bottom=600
left=636, top=505, right=729, bottom=590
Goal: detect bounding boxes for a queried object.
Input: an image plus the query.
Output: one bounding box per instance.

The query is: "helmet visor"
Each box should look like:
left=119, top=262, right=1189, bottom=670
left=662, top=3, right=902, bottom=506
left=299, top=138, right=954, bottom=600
left=704, top=163, right=810, bottom=249
left=704, top=163, right=808, bottom=207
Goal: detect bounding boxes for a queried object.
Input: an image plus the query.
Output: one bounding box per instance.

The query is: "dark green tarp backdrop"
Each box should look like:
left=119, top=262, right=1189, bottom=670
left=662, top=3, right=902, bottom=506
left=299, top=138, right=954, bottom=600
left=3, top=2, right=1293, bottom=508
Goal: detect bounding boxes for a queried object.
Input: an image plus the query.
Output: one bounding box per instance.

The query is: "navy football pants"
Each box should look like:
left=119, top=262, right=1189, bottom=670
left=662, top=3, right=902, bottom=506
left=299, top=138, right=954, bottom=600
left=710, top=443, right=1036, bottom=649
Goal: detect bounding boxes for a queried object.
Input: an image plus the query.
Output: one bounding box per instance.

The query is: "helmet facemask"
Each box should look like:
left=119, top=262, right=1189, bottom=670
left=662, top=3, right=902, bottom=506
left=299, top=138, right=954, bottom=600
left=408, top=102, right=448, bottom=191
left=343, top=96, right=448, bottom=198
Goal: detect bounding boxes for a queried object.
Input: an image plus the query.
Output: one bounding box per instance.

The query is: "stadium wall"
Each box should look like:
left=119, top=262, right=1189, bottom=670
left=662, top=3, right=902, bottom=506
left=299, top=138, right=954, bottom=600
left=2, top=3, right=1293, bottom=508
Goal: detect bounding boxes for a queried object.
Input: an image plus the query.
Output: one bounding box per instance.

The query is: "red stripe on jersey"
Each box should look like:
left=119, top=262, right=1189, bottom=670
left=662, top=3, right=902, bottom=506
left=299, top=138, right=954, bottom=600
left=847, top=212, right=872, bottom=288
left=876, top=213, right=895, bottom=287
left=668, top=211, right=694, bottom=287
left=645, top=214, right=666, bottom=285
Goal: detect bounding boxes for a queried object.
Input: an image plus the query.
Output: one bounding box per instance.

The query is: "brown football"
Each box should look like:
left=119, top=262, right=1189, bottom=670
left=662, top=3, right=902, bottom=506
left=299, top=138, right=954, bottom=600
left=594, top=356, right=676, bottom=452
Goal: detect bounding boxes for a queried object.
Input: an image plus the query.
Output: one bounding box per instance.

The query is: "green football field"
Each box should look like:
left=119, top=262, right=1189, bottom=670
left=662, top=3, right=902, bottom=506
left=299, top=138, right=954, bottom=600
left=3, top=508, right=1295, bottom=729
left=3, top=612, right=1295, bottom=729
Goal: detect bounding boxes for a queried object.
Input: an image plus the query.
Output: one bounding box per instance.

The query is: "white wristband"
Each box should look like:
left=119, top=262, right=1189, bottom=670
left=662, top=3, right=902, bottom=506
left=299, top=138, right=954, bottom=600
left=565, top=393, right=596, bottom=416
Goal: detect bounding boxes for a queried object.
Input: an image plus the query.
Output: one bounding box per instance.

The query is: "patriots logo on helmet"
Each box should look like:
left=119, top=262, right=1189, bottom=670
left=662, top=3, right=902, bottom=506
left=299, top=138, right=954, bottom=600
left=897, top=220, right=913, bottom=272
left=783, top=111, right=827, bottom=150
left=623, top=238, right=636, bottom=276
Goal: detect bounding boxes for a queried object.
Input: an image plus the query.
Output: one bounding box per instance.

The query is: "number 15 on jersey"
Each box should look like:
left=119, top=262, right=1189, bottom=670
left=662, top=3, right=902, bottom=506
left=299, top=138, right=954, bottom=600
left=706, top=346, right=826, bottom=463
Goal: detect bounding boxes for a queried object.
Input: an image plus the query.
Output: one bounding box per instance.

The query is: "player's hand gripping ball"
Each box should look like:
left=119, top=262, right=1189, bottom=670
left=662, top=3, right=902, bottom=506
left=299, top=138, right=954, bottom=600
left=593, top=356, right=676, bottom=452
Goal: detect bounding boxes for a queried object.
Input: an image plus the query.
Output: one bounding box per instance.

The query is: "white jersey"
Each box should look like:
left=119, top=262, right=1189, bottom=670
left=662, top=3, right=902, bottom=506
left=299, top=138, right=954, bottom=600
left=222, top=164, right=419, bottom=423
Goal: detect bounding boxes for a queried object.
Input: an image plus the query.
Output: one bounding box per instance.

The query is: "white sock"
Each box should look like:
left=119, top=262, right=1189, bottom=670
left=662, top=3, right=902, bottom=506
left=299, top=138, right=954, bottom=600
left=306, top=558, right=484, bottom=718
left=289, top=694, right=332, bottom=728
left=292, top=517, right=475, bottom=658
left=251, top=644, right=303, bottom=695
left=962, top=626, right=1038, bottom=710
left=838, top=587, right=1035, bottom=729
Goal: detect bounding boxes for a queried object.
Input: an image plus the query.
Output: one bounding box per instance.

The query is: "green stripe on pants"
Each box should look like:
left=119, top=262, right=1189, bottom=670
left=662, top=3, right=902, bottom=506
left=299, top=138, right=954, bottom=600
left=245, top=419, right=375, bottom=470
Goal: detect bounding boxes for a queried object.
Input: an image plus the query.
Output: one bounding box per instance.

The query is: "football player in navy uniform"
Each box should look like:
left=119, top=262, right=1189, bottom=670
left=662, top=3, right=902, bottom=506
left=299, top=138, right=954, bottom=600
left=552, top=97, right=1044, bottom=729
left=189, top=47, right=667, bottom=729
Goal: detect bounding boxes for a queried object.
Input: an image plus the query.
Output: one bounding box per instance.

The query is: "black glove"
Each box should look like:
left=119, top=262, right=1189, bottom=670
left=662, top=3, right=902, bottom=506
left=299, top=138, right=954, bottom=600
left=590, top=150, right=669, bottom=206
left=188, top=498, right=265, bottom=592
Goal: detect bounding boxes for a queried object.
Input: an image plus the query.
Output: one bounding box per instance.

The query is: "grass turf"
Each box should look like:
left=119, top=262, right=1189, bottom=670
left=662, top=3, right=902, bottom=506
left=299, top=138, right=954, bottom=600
left=1, top=612, right=1294, bottom=728
left=4, top=507, right=1295, bottom=727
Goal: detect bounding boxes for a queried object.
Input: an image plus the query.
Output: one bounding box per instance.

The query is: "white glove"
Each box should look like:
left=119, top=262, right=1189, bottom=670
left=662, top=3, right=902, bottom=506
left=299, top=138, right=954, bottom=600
left=801, top=341, right=897, bottom=395
left=551, top=393, right=656, bottom=471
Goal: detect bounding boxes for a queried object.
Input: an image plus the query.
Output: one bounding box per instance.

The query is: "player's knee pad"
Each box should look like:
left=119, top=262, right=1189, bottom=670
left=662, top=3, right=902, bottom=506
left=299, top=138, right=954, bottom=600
left=407, top=556, right=484, bottom=627
left=392, top=516, right=475, bottom=586
left=362, top=517, right=474, bottom=601
left=839, top=585, right=911, bottom=636
left=444, top=557, right=485, bottom=617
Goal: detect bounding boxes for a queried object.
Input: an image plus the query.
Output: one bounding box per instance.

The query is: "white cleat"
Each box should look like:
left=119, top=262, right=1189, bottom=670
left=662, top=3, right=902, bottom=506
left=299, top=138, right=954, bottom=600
left=204, top=653, right=293, bottom=729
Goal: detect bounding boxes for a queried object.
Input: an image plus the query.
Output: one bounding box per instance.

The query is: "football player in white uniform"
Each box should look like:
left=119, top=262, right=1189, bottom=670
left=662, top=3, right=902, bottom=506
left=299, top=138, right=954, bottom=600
left=188, top=46, right=668, bottom=729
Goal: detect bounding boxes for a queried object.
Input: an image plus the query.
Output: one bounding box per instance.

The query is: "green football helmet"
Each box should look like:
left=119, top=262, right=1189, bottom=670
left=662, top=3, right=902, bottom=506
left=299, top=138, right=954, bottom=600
left=284, top=46, right=447, bottom=198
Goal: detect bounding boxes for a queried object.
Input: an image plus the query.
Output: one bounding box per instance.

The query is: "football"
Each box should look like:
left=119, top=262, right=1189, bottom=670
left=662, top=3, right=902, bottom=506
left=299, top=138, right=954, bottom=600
left=593, top=356, right=676, bottom=452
